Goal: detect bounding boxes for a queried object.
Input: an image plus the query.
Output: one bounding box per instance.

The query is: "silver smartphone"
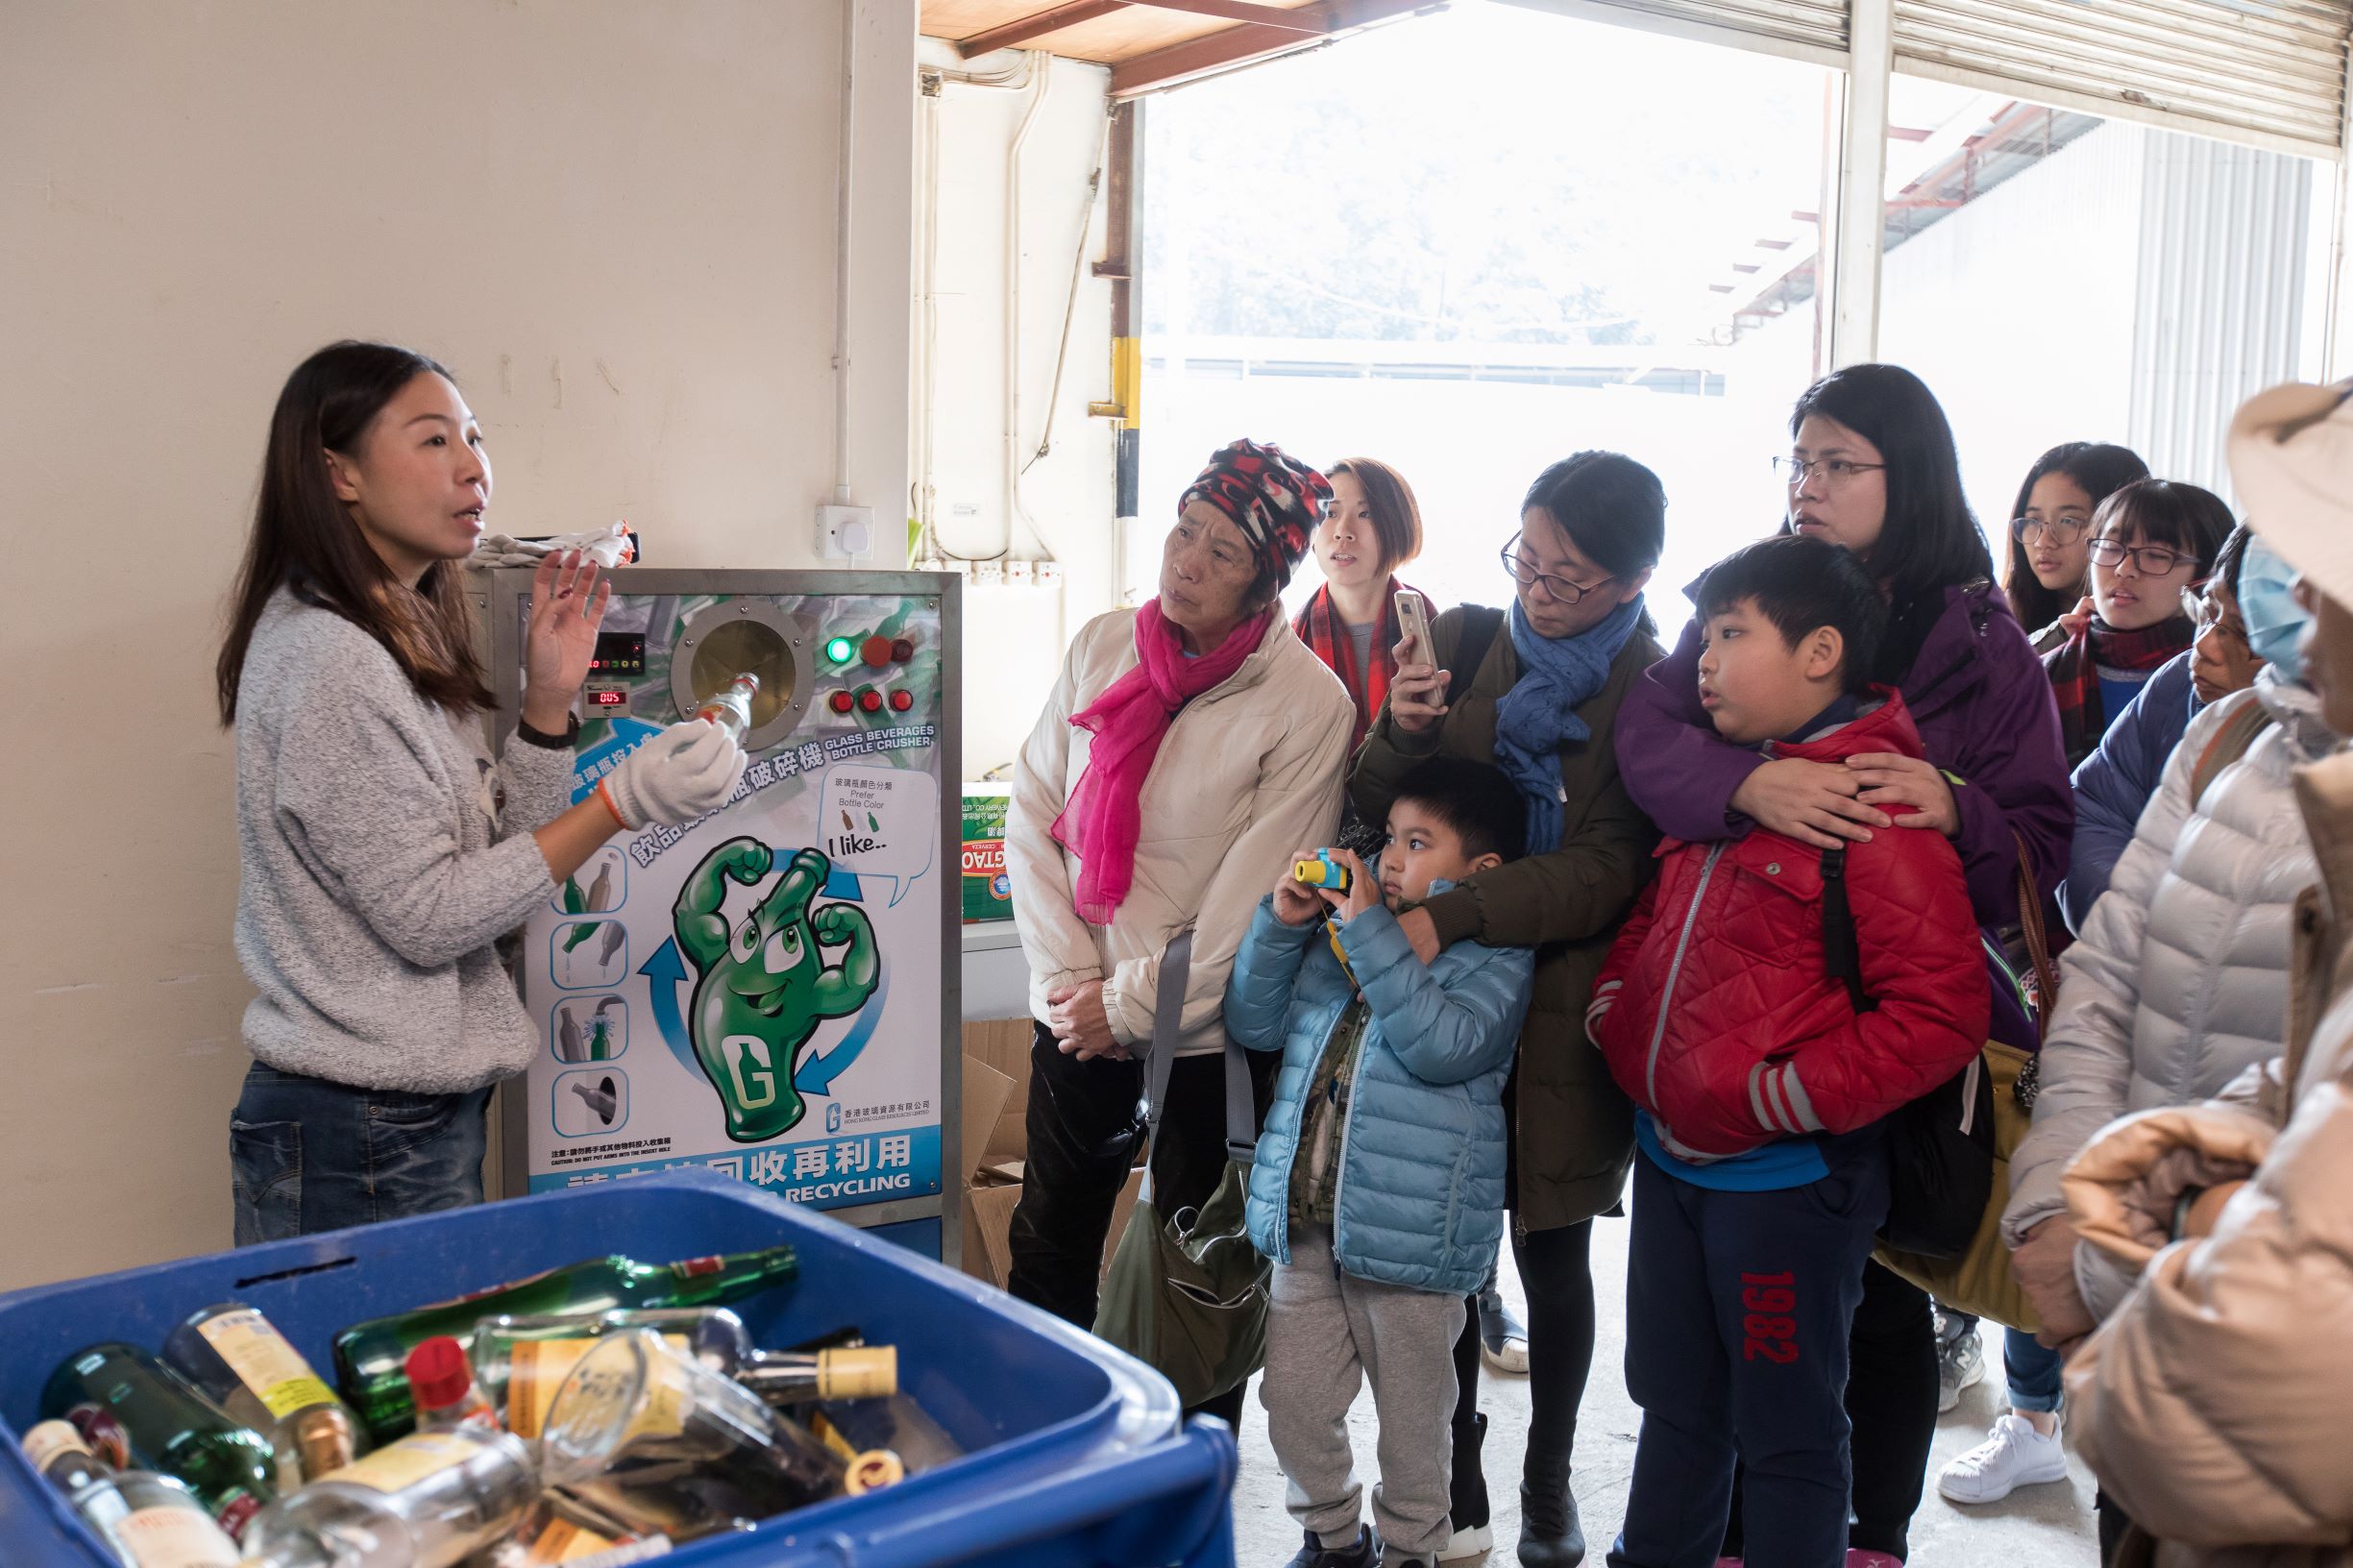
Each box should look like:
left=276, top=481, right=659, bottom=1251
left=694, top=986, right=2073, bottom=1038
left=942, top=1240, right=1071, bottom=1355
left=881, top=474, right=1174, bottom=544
left=1393, top=588, right=1434, bottom=662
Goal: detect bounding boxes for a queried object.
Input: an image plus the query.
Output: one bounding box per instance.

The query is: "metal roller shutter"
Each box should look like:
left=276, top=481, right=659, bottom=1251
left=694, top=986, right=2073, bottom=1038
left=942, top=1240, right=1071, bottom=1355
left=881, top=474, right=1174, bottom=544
left=1500, top=0, right=1849, bottom=69
left=1893, top=0, right=2352, bottom=157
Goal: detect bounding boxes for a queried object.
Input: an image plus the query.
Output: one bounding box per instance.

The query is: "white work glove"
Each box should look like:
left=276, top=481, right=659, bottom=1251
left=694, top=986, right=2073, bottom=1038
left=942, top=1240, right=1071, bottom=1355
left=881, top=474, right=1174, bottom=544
left=596, top=720, right=748, bottom=829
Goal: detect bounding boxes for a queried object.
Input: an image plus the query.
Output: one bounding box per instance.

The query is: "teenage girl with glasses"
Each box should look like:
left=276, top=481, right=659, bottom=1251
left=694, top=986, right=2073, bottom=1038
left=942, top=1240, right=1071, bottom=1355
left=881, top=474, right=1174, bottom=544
left=1998, top=444, right=2151, bottom=652
left=2041, top=478, right=2234, bottom=771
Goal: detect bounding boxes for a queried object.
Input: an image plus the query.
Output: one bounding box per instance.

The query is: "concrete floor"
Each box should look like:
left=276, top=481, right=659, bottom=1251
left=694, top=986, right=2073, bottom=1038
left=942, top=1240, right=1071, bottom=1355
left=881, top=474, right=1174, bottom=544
left=1226, top=1211, right=2098, bottom=1567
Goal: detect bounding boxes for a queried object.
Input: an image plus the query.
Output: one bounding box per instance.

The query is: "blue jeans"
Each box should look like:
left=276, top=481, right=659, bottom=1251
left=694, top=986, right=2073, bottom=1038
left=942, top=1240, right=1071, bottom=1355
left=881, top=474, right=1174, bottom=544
left=2003, top=1325, right=2065, bottom=1414
left=230, top=1065, right=491, bottom=1242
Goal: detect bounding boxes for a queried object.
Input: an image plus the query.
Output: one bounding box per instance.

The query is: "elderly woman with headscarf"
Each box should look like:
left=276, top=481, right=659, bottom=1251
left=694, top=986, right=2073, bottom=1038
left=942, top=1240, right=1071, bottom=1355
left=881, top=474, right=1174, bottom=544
left=1003, top=439, right=1356, bottom=1426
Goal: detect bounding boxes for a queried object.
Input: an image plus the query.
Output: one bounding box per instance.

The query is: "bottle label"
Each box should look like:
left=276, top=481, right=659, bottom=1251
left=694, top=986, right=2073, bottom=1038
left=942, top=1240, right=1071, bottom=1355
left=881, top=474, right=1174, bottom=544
left=672, top=1256, right=723, bottom=1279
left=114, top=1507, right=240, bottom=1568
left=193, top=1310, right=338, bottom=1422
left=212, top=1490, right=262, bottom=1543
left=508, top=1334, right=690, bottom=1440
left=547, top=1342, right=695, bottom=1451
left=318, top=1432, right=485, bottom=1494
left=21, top=1418, right=94, bottom=1474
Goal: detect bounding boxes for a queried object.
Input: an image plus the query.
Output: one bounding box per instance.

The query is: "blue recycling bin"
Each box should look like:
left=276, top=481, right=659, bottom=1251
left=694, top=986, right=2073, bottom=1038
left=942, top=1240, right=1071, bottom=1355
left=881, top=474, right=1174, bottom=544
left=0, top=1170, right=1238, bottom=1568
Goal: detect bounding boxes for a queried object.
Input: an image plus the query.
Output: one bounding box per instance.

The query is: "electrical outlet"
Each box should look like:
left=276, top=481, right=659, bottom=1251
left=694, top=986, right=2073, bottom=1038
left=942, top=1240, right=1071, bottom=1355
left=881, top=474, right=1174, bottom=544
left=1036, top=560, right=1065, bottom=589
left=973, top=560, right=1004, bottom=587
left=914, top=555, right=947, bottom=575
left=1005, top=559, right=1033, bottom=586
left=816, top=504, right=875, bottom=560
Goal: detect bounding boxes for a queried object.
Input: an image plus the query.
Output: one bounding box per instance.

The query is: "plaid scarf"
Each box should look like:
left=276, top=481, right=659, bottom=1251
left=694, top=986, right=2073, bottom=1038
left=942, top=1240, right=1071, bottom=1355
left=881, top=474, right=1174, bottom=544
left=2046, top=613, right=2194, bottom=767
left=1293, top=578, right=1426, bottom=750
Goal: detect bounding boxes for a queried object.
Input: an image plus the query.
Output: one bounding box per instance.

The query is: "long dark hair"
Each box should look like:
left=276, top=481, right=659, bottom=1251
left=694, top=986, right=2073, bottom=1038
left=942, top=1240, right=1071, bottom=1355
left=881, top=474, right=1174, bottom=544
left=217, top=342, right=494, bottom=724
left=2001, top=442, right=2150, bottom=635
left=1788, top=364, right=1987, bottom=683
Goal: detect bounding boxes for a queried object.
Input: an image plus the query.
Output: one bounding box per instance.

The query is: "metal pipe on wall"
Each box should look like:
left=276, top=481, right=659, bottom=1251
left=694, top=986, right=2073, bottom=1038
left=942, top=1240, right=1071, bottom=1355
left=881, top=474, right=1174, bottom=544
left=834, top=0, right=859, bottom=507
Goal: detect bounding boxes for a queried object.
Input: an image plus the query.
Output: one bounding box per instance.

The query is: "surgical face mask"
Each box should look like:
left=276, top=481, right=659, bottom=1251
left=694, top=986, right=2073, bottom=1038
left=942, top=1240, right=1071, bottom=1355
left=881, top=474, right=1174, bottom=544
left=2238, top=534, right=2310, bottom=681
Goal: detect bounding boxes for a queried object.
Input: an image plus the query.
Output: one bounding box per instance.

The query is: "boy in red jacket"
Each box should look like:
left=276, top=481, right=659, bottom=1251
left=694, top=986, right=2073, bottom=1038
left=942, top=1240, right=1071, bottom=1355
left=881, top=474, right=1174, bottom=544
left=1590, top=536, right=1989, bottom=1568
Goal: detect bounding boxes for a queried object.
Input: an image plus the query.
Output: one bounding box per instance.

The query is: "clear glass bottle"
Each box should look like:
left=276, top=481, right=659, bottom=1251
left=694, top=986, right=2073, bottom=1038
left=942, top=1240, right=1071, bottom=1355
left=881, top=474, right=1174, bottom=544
left=239, top=1429, right=538, bottom=1568
left=22, top=1419, right=240, bottom=1568
left=472, top=1307, right=895, bottom=1438
left=536, top=1330, right=874, bottom=1542
left=692, top=674, right=760, bottom=745
left=43, top=1341, right=278, bottom=1540
left=161, top=1304, right=360, bottom=1488
left=332, top=1245, right=798, bottom=1441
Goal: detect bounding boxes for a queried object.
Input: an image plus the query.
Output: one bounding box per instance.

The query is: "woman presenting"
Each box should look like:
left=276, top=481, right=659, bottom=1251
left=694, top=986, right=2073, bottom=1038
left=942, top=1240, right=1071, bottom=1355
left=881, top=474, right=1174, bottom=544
left=1003, top=439, right=1356, bottom=1429
left=218, top=341, right=746, bottom=1240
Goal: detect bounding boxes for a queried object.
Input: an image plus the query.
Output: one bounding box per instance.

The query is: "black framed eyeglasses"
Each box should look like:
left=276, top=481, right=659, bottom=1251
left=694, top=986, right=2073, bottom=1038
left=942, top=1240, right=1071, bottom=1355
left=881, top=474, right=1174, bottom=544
left=2011, top=516, right=2092, bottom=546
left=2089, top=538, right=2200, bottom=576
left=1500, top=532, right=1614, bottom=604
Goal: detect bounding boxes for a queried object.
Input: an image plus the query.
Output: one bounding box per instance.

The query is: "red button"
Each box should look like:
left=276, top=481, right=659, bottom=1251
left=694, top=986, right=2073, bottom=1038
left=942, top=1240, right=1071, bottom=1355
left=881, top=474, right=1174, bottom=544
left=861, top=635, right=893, bottom=669
left=889, top=690, right=913, bottom=712
left=828, top=691, right=854, bottom=714
left=891, top=638, right=915, bottom=663
left=857, top=689, right=883, bottom=714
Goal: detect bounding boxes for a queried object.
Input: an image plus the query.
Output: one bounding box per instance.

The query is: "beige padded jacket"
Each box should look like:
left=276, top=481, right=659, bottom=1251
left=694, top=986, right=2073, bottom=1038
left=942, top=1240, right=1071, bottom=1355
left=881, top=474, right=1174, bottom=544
left=1006, top=608, right=1354, bottom=1057
left=2065, top=747, right=2353, bottom=1567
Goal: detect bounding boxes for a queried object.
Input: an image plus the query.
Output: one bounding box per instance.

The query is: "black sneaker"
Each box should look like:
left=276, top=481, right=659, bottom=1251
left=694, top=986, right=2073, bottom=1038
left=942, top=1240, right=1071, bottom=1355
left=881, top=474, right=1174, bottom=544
left=1286, top=1525, right=1376, bottom=1568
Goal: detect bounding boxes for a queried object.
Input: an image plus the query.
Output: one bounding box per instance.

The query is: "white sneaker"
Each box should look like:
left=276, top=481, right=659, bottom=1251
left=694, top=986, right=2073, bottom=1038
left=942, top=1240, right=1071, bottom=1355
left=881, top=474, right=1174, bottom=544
left=1937, top=1413, right=2071, bottom=1504
left=1435, top=1522, right=1493, bottom=1561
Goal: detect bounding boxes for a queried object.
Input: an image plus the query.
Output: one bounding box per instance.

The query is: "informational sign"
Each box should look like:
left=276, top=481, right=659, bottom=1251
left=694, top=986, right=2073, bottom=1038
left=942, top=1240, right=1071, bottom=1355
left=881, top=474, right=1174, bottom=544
left=513, top=589, right=946, bottom=1216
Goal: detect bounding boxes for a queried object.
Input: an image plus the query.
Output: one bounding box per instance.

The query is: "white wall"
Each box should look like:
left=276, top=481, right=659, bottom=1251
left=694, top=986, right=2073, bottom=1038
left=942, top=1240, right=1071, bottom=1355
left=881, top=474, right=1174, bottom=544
left=0, top=0, right=915, bottom=1290
left=916, top=42, right=1119, bottom=780
left=1878, top=120, right=2146, bottom=532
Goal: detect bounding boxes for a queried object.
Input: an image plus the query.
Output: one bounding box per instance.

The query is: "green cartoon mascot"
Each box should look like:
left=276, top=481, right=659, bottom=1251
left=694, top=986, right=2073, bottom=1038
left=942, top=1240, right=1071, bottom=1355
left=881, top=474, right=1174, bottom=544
left=674, top=839, right=879, bottom=1142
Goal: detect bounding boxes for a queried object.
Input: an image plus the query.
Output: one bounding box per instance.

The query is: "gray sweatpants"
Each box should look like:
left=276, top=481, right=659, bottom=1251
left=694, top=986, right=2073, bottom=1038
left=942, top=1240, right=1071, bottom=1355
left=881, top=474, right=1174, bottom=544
left=1261, top=1224, right=1467, bottom=1559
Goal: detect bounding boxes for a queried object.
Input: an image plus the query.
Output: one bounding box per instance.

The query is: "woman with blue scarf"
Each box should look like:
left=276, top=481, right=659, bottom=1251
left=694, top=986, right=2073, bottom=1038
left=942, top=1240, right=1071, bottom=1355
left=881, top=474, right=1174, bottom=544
left=1350, top=452, right=1667, bottom=1568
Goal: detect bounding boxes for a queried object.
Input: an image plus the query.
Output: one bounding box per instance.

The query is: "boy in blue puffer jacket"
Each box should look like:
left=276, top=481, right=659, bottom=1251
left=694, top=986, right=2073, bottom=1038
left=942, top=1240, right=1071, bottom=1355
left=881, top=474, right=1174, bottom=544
left=1227, top=756, right=1536, bottom=1568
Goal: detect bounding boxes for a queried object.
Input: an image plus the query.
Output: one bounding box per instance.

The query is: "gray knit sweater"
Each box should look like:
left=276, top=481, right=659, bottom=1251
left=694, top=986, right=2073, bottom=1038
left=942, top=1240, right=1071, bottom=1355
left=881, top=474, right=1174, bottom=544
left=233, top=590, right=571, bottom=1092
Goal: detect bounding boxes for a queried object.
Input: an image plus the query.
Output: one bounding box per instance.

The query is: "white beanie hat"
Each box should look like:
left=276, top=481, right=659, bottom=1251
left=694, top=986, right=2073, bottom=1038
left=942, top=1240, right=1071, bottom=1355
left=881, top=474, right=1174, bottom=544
left=2227, top=380, right=2353, bottom=607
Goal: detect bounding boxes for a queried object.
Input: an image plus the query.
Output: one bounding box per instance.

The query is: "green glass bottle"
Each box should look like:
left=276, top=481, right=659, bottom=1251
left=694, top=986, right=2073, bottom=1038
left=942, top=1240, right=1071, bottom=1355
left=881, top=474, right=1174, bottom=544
left=332, top=1245, right=797, bottom=1441
left=41, top=1342, right=279, bottom=1542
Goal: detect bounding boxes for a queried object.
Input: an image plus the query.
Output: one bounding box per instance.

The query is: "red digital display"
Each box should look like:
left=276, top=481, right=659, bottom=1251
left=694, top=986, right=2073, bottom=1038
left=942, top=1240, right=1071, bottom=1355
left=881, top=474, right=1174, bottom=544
left=589, top=689, right=627, bottom=708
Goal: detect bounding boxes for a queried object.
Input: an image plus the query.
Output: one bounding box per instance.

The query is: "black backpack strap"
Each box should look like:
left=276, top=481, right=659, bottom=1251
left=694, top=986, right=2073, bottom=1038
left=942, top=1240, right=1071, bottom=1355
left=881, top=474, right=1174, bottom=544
left=1444, top=605, right=1507, bottom=711
left=1820, top=846, right=1876, bottom=1015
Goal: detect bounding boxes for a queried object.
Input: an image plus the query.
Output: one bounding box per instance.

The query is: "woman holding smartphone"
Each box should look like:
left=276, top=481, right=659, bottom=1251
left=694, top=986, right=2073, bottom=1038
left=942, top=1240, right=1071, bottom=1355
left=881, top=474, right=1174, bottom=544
left=1350, top=452, right=1667, bottom=1567
left=1293, top=456, right=1430, bottom=751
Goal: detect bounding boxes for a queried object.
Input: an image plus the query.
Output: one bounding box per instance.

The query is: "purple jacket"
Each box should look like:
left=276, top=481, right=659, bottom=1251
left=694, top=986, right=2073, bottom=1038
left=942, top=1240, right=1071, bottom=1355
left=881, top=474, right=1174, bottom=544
left=1617, top=580, right=2073, bottom=928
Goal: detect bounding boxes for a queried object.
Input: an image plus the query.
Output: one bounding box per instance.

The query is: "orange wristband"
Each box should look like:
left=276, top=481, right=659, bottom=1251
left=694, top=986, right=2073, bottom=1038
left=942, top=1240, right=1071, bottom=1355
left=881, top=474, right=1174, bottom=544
left=595, top=778, right=633, bottom=831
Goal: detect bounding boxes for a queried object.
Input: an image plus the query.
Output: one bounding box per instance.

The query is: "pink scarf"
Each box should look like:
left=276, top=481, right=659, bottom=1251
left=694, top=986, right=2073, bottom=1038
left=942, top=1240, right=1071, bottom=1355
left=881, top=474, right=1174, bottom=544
left=1052, top=600, right=1270, bottom=923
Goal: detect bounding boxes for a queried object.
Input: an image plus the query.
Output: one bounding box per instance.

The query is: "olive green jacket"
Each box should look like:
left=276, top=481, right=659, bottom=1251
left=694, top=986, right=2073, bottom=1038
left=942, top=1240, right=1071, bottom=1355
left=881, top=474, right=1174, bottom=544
left=1349, top=605, right=1662, bottom=1232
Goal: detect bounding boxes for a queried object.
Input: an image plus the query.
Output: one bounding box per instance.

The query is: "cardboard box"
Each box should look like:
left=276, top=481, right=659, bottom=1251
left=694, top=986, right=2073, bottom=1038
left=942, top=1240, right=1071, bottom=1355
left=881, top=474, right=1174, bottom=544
left=958, top=1018, right=1144, bottom=1292
left=961, top=786, right=1014, bottom=923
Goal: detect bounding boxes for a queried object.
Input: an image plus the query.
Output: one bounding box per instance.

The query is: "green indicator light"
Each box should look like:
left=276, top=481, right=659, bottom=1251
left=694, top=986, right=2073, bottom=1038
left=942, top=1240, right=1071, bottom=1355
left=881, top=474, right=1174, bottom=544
left=824, top=636, right=854, bottom=663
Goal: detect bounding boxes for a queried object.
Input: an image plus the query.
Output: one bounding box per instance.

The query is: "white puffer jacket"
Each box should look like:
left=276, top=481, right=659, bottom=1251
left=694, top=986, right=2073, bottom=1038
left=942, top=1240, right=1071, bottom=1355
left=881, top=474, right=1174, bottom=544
left=2004, top=671, right=2338, bottom=1316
